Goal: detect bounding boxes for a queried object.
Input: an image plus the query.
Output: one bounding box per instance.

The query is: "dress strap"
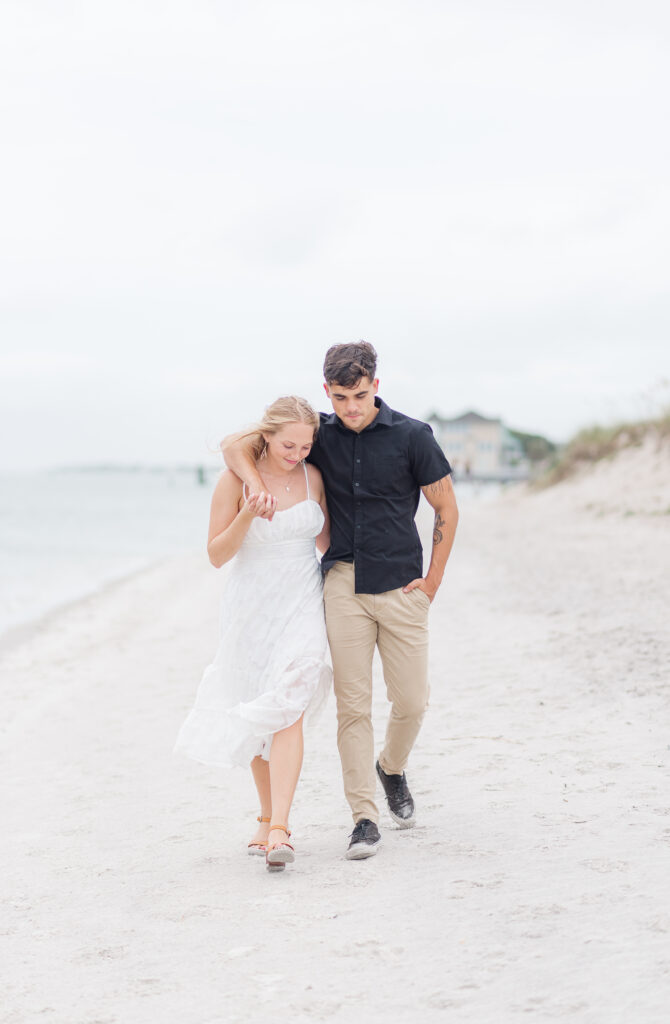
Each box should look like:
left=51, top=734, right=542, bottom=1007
left=302, top=461, right=310, bottom=500
left=242, top=481, right=248, bottom=500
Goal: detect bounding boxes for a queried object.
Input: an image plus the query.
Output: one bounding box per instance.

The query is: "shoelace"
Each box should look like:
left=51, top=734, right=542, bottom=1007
left=349, top=821, right=376, bottom=840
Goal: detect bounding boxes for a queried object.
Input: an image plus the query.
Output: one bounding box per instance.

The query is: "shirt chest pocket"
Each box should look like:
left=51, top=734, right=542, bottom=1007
left=363, top=454, right=412, bottom=496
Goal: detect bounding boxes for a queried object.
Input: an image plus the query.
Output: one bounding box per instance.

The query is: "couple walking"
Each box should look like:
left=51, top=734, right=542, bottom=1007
left=175, top=342, right=458, bottom=870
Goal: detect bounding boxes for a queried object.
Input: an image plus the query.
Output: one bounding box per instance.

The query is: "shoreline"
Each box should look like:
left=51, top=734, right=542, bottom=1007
left=0, top=466, right=212, bottom=654
left=0, top=553, right=201, bottom=658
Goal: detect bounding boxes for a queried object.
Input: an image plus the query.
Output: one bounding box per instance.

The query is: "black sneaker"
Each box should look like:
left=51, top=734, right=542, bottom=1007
left=345, top=818, right=381, bottom=860
left=376, top=760, right=416, bottom=828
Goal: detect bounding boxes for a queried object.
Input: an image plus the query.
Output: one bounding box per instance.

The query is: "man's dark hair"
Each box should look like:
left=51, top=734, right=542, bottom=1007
left=323, top=341, right=378, bottom=387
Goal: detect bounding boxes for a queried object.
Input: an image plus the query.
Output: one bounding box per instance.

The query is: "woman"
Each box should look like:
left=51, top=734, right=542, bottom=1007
left=174, top=396, right=332, bottom=872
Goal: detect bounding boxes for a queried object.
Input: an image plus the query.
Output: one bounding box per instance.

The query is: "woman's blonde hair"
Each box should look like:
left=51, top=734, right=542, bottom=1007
left=226, top=395, right=320, bottom=461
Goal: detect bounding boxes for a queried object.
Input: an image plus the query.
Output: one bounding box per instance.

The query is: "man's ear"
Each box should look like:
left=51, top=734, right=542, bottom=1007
left=372, top=378, right=379, bottom=394
left=323, top=382, right=331, bottom=398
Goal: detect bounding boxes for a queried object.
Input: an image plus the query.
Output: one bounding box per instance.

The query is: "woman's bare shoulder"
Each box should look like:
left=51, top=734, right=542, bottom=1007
left=305, top=462, right=325, bottom=497
left=212, top=468, right=244, bottom=502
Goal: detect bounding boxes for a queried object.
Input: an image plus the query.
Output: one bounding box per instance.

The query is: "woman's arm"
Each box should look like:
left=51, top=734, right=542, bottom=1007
left=307, top=464, right=330, bottom=555
left=206, top=470, right=272, bottom=568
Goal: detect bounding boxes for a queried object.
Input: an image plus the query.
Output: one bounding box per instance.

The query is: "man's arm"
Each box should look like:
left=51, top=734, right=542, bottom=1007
left=402, top=474, right=458, bottom=601
left=220, top=432, right=276, bottom=519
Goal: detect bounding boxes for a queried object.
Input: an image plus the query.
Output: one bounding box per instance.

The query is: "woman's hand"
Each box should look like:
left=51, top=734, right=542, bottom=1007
left=243, top=491, right=277, bottom=520
left=207, top=473, right=276, bottom=568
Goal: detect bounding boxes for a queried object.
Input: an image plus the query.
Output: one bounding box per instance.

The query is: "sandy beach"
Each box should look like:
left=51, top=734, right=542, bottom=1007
left=2, top=442, right=670, bottom=1024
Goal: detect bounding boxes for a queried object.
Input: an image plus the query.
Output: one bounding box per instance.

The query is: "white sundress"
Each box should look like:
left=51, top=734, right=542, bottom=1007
left=174, top=463, right=332, bottom=768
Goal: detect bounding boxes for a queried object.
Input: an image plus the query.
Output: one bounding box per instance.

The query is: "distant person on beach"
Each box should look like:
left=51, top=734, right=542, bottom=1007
left=174, top=396, right=332, bottom=872
left=223, top=342, right=458, bottom=859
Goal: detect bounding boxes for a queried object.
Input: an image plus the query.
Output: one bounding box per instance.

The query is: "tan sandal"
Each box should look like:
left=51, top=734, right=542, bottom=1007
left=247, top=815, right=271, bottom=856
left=266, top=824, right=295, bottom=871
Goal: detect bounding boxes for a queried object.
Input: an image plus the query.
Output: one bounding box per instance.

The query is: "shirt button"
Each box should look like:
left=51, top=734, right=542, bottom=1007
left=355, top=482, right=359, bottom=487
left=356, top=458, right=360, bottom=463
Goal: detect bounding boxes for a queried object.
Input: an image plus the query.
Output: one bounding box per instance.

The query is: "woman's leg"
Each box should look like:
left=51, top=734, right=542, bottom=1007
left=268, top=714, right=304, bottom=845
left=249, top=755, right=272, bottom=846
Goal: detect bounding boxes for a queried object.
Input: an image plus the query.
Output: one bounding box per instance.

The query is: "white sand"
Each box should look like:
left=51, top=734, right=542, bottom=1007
left=2, top=441, right=670, bottom=1023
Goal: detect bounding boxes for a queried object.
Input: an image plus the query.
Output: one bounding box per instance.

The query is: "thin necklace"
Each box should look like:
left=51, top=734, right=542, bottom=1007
left=262, top=468, right=295, bottom=492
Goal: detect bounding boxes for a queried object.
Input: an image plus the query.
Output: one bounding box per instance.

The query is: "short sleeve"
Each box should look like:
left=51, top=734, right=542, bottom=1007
left=409, top=422, right=452, bottom=486
left=306, top=412, right=331, bottom=469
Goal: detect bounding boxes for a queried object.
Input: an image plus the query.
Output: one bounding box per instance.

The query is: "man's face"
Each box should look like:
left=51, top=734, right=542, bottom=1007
left=324, top=377, right=379, bottom=432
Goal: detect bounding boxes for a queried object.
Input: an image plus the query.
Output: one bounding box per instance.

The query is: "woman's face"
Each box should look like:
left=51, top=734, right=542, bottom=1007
left=265, top=422, right=314, bottom=471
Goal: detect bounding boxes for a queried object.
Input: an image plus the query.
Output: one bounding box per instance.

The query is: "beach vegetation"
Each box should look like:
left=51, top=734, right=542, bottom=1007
left=535, top=409, right=670, bottom=488
left=508, top=429, right=557, bottom=463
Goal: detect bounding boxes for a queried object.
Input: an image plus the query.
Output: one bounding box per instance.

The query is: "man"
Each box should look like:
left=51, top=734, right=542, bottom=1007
left=223, top=342, right=458, bottom=859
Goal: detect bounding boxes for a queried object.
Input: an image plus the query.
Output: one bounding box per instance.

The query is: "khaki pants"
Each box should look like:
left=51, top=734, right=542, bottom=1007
left=323, top=561, right=430, bottom=824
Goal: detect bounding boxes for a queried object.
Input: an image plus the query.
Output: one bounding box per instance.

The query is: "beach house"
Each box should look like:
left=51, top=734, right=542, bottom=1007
left=426, top=410, right=529, bottom=481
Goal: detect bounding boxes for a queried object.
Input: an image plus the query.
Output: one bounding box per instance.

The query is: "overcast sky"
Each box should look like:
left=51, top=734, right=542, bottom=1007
left=1, top=0, right=668, bottom=470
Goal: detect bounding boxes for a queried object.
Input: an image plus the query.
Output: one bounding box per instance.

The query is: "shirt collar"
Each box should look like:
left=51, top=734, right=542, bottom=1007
left=324, top=396, right=392, bottom=432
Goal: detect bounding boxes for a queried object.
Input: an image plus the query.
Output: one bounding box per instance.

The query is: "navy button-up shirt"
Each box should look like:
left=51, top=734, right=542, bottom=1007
left=307, top=398, right=451, bottom=594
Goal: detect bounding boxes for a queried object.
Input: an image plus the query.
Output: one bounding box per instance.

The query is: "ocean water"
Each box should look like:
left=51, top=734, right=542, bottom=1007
left=0, top=468, right=507, bottom=641
left=0, top=468, right=218, bottom=638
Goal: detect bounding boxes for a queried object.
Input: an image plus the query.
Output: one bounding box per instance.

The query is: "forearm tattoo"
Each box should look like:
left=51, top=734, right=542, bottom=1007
left=433, top=511, right=445, bottom=545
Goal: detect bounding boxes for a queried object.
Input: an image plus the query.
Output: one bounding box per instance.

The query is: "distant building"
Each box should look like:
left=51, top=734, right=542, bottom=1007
left=426, top=410, right=530, bottom=481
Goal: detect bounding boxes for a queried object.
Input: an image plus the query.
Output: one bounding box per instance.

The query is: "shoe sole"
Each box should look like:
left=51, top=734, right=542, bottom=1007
left=345, top=840, right=381, bottom=860
left=266, top=846, right=295, bottom=867
left=248, top=846, right=267, bottom=856
left=389, top=809, right=416, bottom=829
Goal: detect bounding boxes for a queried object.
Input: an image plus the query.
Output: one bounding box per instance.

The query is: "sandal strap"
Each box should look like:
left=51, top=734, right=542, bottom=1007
left=256, top=816, right=271, bottom=823
left=269, top=824, right=291, bottom=837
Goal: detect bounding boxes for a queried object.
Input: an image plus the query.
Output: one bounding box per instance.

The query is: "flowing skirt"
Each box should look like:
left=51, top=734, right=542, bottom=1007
left=175, top=544, right=332, bottom=768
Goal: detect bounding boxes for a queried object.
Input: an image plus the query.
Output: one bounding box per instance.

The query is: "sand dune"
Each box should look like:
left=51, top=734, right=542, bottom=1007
left=530, top=429, right=670, bottom=517
left=2, top=441, right=669, bottom=1023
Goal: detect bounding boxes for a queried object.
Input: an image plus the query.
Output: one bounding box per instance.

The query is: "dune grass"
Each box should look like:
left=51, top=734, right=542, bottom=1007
left=536, top=410, right=670, bottom=487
